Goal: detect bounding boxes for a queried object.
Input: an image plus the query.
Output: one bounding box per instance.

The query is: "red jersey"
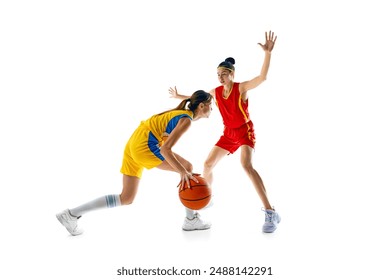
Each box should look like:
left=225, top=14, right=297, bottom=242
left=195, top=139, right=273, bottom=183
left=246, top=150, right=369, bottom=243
left=215, top=82, right=250, bottom=128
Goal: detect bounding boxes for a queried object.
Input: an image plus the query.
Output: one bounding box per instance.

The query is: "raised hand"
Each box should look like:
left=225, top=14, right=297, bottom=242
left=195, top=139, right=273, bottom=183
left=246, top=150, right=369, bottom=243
left=169, top=86, right=179, bottom=98
left=258, top=30, right=277, bottom=52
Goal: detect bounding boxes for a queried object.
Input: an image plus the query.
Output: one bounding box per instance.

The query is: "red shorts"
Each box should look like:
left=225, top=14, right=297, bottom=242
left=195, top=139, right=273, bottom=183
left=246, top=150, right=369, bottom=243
left=215, top=121, right=256, bottom=154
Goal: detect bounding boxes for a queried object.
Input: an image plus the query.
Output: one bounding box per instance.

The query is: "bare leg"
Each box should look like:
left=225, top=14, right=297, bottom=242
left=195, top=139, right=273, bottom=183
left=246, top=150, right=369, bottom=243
left=203, top=146, right=229, bottom=187
left=122, top=153, right=193, bottom=206
left=120, top=174, right=141, bottom=205
left=240, top=145, right=273, bottom=210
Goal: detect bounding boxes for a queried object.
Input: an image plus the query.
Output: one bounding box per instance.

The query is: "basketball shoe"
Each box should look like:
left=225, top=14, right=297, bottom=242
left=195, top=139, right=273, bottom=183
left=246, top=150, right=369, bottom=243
left=262, top=209, right=281, bottom=233
left=182, top=213, right=211, bottom=231
left=56, top=209, right=83, bottom=236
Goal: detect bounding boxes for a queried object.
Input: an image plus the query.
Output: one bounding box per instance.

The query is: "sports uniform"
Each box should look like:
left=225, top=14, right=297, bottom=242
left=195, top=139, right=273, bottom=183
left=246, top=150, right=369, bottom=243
left=214, top=82, right=255, bottom=154
left=120, top=110, right=193, bottom=178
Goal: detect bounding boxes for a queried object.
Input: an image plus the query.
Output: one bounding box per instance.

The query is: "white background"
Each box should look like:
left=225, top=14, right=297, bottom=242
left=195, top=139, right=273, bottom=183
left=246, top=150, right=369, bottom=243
left=1, top=0, right=389, bottom=279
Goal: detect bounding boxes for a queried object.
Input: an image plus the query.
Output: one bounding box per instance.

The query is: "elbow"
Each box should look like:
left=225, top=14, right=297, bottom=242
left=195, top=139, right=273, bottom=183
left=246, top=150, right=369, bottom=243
left=160, top=146, right=171, bottom=158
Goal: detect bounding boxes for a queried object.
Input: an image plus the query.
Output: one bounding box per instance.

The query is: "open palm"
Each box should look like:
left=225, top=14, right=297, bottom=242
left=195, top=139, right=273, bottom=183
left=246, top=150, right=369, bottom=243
left=258, top=30, right=277, bottom=52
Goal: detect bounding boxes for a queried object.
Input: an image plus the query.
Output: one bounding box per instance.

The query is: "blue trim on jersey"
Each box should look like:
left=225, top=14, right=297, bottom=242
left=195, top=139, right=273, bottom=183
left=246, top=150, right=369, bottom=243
left=148, top=132, right=165, bottom=161
left=165, top=114, right=192, bottom=134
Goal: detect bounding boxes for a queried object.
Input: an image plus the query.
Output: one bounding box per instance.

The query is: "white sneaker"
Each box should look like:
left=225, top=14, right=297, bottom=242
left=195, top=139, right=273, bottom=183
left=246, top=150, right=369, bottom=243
left=262, top=208, right=281, bottom=233
left=56, top=209, right=83, bottom=236
left=182, top=213, right=211, bottom=231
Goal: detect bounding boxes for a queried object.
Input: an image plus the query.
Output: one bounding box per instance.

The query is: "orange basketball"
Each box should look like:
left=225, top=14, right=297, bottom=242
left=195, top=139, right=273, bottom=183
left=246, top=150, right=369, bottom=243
left=179, top=174, right=211, bottom=210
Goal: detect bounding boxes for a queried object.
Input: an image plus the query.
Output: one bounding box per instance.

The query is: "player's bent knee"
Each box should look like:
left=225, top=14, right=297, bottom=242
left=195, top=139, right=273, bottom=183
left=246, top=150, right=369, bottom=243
left=204, top=159, right=215, bottom=171
left=120, top=195, right=135, bottom=205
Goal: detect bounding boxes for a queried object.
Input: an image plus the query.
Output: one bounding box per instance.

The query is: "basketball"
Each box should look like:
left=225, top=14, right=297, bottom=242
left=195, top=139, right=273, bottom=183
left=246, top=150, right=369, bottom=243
left=179, top=174, right=211, bottom=210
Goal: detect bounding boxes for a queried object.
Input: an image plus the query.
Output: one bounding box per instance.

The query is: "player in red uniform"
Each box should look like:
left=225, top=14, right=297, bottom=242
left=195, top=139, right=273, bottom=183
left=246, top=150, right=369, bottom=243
left=169, top=31, right=280, bottom=233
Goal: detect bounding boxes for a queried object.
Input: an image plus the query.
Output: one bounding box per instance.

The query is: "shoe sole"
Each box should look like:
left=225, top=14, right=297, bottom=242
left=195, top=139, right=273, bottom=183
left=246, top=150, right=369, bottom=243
left=263, top=228, right=276, bottom=233
left=182, top=225, right=211, bottom=231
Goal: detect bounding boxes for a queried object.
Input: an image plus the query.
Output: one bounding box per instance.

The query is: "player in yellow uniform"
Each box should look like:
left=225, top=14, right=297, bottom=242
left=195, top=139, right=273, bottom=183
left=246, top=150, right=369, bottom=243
left=56, top=90, right=213, bottom=235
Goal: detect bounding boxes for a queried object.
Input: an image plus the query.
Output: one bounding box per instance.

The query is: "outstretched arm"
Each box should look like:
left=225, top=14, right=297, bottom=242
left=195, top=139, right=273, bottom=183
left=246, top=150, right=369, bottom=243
left=169, top=86, right=190, bottom=100
left=240, top=31, right=277, bottom=100
left=169, top=86, right=216, bottom=99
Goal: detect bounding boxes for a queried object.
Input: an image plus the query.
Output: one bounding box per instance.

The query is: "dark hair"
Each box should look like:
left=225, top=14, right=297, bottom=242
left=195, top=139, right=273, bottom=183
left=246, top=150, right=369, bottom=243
left=157, top=90, right=212, bottom=116
left=217, top=57, right=235, bottom=71
left=187, top=90, right=213, bottom=112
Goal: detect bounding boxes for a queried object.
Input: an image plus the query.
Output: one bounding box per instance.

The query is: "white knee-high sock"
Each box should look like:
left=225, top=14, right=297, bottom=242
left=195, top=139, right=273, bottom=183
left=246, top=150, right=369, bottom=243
left=69, top=194, right=121, bottom=217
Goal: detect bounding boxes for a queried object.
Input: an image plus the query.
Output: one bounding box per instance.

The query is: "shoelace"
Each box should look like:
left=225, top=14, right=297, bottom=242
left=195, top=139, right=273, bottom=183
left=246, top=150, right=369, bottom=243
left=264, top=211, right=273, bottom=222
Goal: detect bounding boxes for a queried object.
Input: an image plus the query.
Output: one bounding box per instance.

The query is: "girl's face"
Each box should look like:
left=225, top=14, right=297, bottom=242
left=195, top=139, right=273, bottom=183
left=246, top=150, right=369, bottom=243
left=217, top=68, right=233, bottom=85
left=194, top=100, right=213, bottom=120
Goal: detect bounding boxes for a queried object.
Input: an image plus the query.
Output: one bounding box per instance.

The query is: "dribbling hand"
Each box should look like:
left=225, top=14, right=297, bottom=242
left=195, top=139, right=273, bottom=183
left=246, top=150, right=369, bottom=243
left=178, top=172, right=199, bottom=191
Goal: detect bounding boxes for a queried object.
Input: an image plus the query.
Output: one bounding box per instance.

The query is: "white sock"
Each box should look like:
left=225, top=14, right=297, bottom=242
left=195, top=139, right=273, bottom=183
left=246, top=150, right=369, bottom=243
left=69, top=194, right=121, bottom=217
left=185, top=208, right=196, bottom=220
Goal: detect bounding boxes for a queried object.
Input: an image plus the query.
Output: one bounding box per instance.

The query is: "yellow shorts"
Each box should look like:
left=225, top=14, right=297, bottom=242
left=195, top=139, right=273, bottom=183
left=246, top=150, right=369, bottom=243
left=120, top=127, right=164, bottom=178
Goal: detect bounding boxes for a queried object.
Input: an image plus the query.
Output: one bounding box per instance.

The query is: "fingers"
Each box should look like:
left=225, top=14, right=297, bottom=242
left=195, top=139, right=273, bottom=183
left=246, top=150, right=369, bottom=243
left=168, top=86, right=176, bottom=91
left=191, top=173, right=200, bottom=183
left=178, top=173, right=200, bottom=191
left=191, top=174, right=199, bottom=184
left=270, top=31, right=277, bottom=43
left=267, top=31, right=276, bottom=41
left=168, top=86, right=177, bottom=97
left=259, top=31, right=277, bottom=52
left=264, top=30, right=277, bottom=42
left=178, top=176, right=190, bottom=191
left=184, top=177, right=191, bottom=190
left=178, top=179, right=188, bottom=191
left=185, top=173, right=198, bottom=187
